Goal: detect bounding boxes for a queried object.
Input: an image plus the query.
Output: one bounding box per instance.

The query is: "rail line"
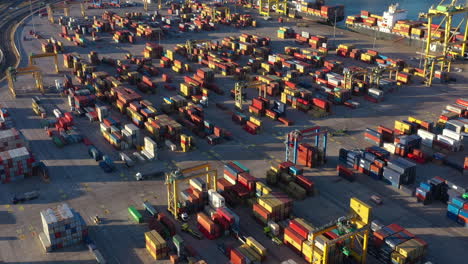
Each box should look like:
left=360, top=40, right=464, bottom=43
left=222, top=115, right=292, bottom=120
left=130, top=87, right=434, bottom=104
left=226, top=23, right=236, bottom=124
left=0, top=0, right=62, bottom=80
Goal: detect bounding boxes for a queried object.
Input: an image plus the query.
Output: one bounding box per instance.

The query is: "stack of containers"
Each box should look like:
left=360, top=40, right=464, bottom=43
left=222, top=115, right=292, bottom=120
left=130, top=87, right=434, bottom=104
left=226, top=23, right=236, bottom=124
left=39, top=203, right=87, bottom=252
left=145, top=230, right=168, bottom=260
left=371, top=222, right=427, bottom=264
left=447, top=195, right=468, bottom=225
left=394, top=134, right=422, bottom=157
left=382, top=158, right=417, bottom=188
left=277, top=27, right=295, bottom=39
left=223, top=161, right=253, bottom=200
left=197, top=212, right=220, bottom=239
left=0, top=128, right=28, bottom=151
left=297, top=143, right=319, bottom=168
left=0, top=147, right=36, bottom=183
left=0, top=105, right=14, bottom=128
left=142, top=136, right=157, bottom=159
left=284, top=218, right=315, bottom=255
left=253, top=193, right=293, bottom=224
left=364, top=128, right=383, bottom=146
left=415, top=176, right=449, bottom=205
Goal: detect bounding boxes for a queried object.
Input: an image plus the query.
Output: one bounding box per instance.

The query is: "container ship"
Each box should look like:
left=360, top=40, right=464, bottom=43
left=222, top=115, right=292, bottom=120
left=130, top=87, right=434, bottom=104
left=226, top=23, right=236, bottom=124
left=291, top=0, right=345, bottom=24
left=345, top=4, right=466, bottom=54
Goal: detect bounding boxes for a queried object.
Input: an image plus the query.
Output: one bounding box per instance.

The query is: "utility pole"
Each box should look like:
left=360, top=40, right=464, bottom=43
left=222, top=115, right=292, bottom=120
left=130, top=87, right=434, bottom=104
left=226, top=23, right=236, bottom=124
left=29, top=0, right=36, bottom=33
left=332, top=9, right=337, bottom=48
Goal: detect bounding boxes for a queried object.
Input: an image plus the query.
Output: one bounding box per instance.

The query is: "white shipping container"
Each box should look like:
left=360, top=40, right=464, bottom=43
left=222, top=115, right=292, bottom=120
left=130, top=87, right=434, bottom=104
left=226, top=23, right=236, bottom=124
left=443, top=129, right=462, bottom=141
left=165, top=140, right=177, bottom=151
left=204, top=205, right=217, bottom=218
left=141, top=150, right=155, bottom=160
left=383, top=142, right=396, bottom=154
left=445, top=120, right=464, bottom=133
left=208, top=189, right=225, bottom=209
left=368, top=88, right=384, bottom=97
left=53, top=109, right=62, bottom=118
left=437, top=134, right=460, bottom=147
left=446, top=104, right=464, bottom=114
left=189, top=178, right=206, bottom=192
left=224, top=173, right=236, bottom=185
left=417, top=129, right=435, bottom=140
left=267, top=221, right=280, bottom=236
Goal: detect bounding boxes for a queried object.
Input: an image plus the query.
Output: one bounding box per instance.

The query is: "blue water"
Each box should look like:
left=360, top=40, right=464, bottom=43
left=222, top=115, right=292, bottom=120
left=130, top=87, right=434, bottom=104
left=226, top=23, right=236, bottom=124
left=328, top=0, right=464, bottom=24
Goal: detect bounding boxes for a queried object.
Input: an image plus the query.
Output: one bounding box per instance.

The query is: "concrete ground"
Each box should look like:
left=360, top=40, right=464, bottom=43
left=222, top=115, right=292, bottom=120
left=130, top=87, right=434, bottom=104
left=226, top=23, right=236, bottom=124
left=0, top=1, right=467, bottom=264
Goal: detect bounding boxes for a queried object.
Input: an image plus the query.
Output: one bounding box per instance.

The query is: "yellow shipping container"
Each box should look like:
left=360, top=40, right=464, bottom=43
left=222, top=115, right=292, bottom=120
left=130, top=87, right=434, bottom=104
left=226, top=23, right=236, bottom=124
left=166, top=50, right=174, bottom=60
left=395, top=120, right=411, bottom=132
left=396, top=238, right=423, bottom=260
left=391, top=251, right=406, bottom=264
left=280, top=92, right=288, bottom=104
left=240, top=244, right=262, bottom=262
left=246, top=237, right=267, bottom=257
left=249, top=116, right=262, bottom=127
left=302, top=241, right=324, bottom=264
left=284, top=232, right=302, bottom=252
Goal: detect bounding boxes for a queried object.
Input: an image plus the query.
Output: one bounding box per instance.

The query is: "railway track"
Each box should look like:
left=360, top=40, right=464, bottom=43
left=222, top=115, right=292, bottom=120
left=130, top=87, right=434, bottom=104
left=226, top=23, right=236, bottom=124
left=0, top=0, right=62, bottom=80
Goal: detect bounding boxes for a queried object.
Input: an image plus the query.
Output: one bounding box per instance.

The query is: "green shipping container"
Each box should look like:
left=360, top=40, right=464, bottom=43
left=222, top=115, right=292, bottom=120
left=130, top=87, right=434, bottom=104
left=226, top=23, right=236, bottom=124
left=128, top=206, right=143, bottom=223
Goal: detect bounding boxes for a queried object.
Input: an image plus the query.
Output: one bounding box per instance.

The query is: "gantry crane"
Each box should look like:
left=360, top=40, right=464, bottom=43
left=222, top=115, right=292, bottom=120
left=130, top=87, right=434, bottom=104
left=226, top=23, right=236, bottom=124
left=6, top=66, right=45, bottom=98
left=305, top=198, right=372, bottom=264
left=29, top=52, right=60, bottom=73
left=143, top=0, right=160, bottom=11
left=259, top=0, right=288, bottom=17
left=343, top=68, right=368, bottom=90
left=419, top=0, right=468, bottom=86
left=165, top=163, right=217, bottom=220
left=368, top=65, right=400, bottom=88
left=285, top=126, right=328, bottom=165
left=185, top=39, right=212, bottom=60
left=234, top=81, right=265, bottom=111
left=48, top=1, right=86, bottom=23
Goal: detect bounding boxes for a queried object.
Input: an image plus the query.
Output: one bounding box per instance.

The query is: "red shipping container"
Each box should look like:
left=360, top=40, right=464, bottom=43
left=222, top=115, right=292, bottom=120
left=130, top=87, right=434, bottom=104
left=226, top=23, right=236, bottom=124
left=289, top=219, right=309, bottom=240
left=253, top=203, right=270, bottom=220
left=284, top=227, right=305, bottom=248
left=216, top=207, right=235, bottom=225
left=295, top=175, right=314, bottom=193
left=217, top=178, right=234, bottom=191
left=237, top=172, right=256, bottom=191
left=197, top=212, right=216, bottom=235
left=230, top=248, right=247, bottom=264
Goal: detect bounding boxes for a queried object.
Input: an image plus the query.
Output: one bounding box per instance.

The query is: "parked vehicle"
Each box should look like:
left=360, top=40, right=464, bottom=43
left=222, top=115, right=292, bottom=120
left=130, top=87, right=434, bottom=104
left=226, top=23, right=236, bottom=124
left=13, top=190, right=39, bottom=204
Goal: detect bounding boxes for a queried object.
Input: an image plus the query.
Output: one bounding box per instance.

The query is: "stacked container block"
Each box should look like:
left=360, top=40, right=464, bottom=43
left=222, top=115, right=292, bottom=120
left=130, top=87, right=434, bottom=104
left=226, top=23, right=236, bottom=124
left=39, top=203, right=87, bottom=252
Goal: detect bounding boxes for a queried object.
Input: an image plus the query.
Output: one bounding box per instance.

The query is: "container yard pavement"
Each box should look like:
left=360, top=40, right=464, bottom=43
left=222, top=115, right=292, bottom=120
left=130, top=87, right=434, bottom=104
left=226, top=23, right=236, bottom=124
left=0, top=2, right=467, bottom=264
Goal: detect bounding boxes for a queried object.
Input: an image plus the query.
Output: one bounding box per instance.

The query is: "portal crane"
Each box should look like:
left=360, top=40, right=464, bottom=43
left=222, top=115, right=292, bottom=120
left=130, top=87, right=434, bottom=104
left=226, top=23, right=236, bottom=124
left=284, top=126, right=328, bottom=165
left=306, top=198, right=372, bottom=264
left=259, top=0, right=288, bottom=17
left=419, top=0, right=468, bottom=86
left=234, top=81, right=265, bottom=111
left=29, top=52, right=60, bottom=73
left=343, top=68, right=368, bottom=90
left=6, top=66, right=45, bottom=98
left=165, top=163, right=217, bottom=220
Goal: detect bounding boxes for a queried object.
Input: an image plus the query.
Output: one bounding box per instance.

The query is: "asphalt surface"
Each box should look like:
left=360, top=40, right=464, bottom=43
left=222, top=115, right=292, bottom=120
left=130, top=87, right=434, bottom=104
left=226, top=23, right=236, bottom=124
left=0, top=1, right=467, bottom=264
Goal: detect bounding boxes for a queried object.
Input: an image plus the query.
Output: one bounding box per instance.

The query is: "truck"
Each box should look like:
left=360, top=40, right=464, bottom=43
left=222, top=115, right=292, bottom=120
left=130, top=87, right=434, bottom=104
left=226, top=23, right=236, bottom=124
left=12, top=190, right=39, bottom=204
left=135, top=169, right=165, bottom=181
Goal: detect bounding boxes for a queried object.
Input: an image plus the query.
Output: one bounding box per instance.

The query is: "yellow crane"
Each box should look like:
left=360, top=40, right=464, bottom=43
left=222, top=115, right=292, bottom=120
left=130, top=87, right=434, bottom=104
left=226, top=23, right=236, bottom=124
left=419, top=0, right=468, bottom=86
left=305, top=198, right=372, bottom=264
left=48, top=1, right=86, bottom=23
left=259, top=0, right=288, bottom=17
left=6, top=66, right=45, bottom=98
left=368, top=65, right=400, bottom=88
left=343, top=68, right=369, bottom=90
left=234, top=81, right=265, bottom=111
left=165, top=163, right=217, bottom=220
left=29, top=52, right=60, bottom=73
